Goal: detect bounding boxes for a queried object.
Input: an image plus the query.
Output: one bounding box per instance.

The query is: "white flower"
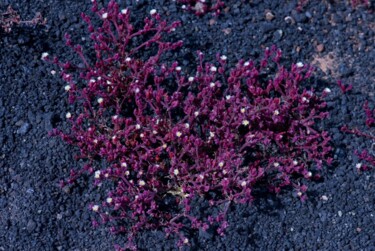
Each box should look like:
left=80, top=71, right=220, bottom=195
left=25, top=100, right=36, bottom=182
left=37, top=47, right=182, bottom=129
left=183, top=238, right=189, bottom=244
left=90, top=79, right=95, bottom=83
left=41, top=52, right=49, bottom=60
left=94, top=170, right=101, bottom=179
left=240, top=108, right=246, bottom=113
left=296, top=62, right=304, bottom=68
left=65, top=112, right=72, bottom=119
left=106, top=80, right=112, bottom=85
left=140, top=133, right=144, bottom=138
left=162, top=143, right=167, bottom=149
left=188, top=76, right=194, bottom=82
left=194, top=111, right=199, bottom=117
left=242, top=120, right=249, bottom=126
left=222, top=170, right=227, bottom=174
left=150, top=9, right=157, bottom=15
left=241, top=181, right=247, bottom=187
left=175, top=66, right=182, bottom=71
left=356, top=163, right=362, bottom=169
left=139, top=180, right=146, bottom=186
left=226, top=95, right=231, bottom=100
left=323, top=88, right=331, bottom=93
left=219, top=161, right=224, bottom=167
left=102, top=12, right=108, bottom=19
left=92, top=205, right=99, bottom=212
left=297, top=191, right=303, bottom=197
left=220, top=55, right=227, bottom=61
left=209, top=131, right=215, bottom=138
left=135, top=88, right=140, bottom=93
left=121, top=9, right=128, bottom=14
left=50, top=70, right=56, bottom=75
left=181, top=5, right=187, bottom=9
left=125, top=57, right=131, bottom=62
left=307, top=171, right=312, bottom=177
left=173, top=169, right=179, bottom=175
left=244, top=61, right=250, bottom=66
left=274, top=110, right=280, bottom=115
left=210, top=66, right=217, bottom=72
left=64, top=85, right=71, bottom=91
left=135, top=124, right=141, bottom=129
left=184, top=123, right=190, bottom=129
left=121, top=162, right=127, bottom=168
left=273, top=162, right=280, bottom=167
left=152, top=130, right=158, bottom=135
left=176, top=131, right=182, bottom=137
left=210, top=82, right=215, bottom=88
left=106, top=197, right=113, bottom=204
left=125, top=170, right=130, bottom=176
left=302, top=97, right=308, bottom=103
left=97, top=97, right=104, bottom=104
left=112, top=115, right=118, bottom=120
left=293, top=160, right=298, bottom=165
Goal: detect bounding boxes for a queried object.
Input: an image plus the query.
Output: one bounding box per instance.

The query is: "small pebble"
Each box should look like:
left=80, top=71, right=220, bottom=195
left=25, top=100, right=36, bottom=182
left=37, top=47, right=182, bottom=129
left=17, top=122, right=31, bottom=135
left=284, top=16, right=295, bottom=24
left=316, top=44, right=325, bottom=52
left=274, top=29, right=283, bottom=41
left=222, top=28, right=231, bottom=35
left=209, top=19, right=216, bottom=26
left=26, top=219, right=36, bottom=232
left=265, top=11, right=275, bottom=21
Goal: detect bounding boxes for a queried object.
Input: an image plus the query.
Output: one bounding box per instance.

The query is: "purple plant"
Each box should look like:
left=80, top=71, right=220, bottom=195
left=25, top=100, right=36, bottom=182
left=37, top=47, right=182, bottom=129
left=350, top=0, right=371, bottom=7
left=337, top=80, right=353, bottom=94
left=0, top=5, right=45, bottom=33
left=46, top=0, right=332, bottom=250
left=341, top=101, right=375, bottom=171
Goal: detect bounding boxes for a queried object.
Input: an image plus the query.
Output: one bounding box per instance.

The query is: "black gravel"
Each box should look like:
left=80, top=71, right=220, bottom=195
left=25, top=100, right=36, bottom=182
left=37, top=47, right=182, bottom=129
left=1, top=0, right=374, bottom=250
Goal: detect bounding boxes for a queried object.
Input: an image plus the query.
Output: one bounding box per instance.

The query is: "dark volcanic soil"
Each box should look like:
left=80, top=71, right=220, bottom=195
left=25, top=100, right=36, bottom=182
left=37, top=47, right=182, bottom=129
left=0, top=0, right=374, bottom=250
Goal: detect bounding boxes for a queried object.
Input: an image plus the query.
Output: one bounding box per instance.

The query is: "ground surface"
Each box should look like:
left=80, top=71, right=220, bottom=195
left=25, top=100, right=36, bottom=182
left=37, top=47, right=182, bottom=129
left=0, top=0, right=374, bottom=250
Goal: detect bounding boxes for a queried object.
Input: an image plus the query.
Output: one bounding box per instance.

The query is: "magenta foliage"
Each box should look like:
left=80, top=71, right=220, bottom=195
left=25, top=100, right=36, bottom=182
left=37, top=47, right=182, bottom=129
left=337, top=80, right=353, bottom=94
left=341, top=101, right=375, bottom=171
left=350, top=0, right=371, bottom=7
left=364, top=101, right=375, bottom=127
left=47, top=0, right=332, bottom=249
